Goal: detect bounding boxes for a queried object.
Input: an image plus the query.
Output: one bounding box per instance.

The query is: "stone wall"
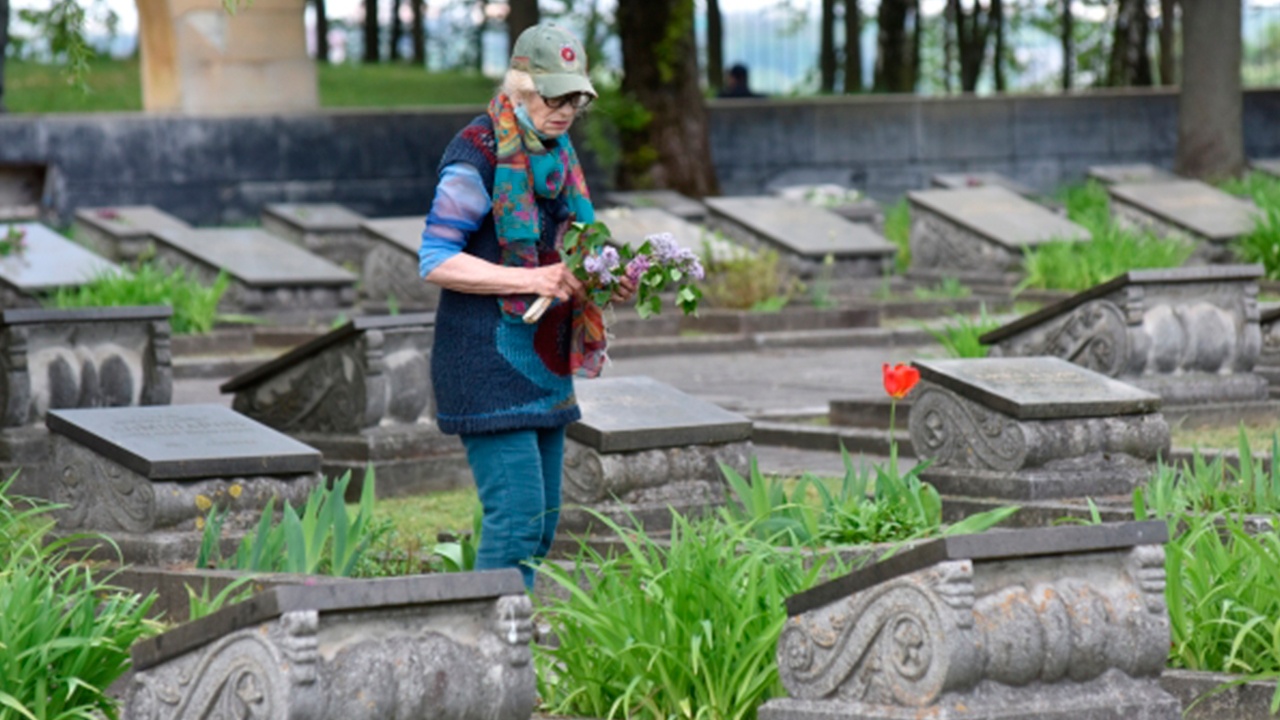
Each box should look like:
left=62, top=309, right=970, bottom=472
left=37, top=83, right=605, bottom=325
left=2, top=88, right=1278, bottom=225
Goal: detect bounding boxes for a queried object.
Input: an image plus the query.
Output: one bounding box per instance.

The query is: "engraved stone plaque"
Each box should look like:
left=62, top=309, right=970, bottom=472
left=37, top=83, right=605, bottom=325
left=1108, top=180, right=1259, bottom=243
left=909, top=186, right=1089, bottom=251
left=570, top=375, right=753, bottom=453
left=1087, top=163, right=1177, bottom=186
left=47, top=404, right=321, bottom=480
left=0, top=223, right=121, bottom=298
left=914, top=357, right=1161, bottom=420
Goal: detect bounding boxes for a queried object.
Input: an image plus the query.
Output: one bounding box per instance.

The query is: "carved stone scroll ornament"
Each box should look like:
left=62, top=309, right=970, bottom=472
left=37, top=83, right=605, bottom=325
left=908, top=386, right=1028, bottom=472
left=560, top=439, right=749, bottom=505
left=129, top=610, right=322, bottom=720
left=991, top=300, right=1129, bottom=378
left=776, top=546, right=1170, bottom=710
left=908, top=210, right=1019, bottom=274
left=232, top=348, right=367, bottom=434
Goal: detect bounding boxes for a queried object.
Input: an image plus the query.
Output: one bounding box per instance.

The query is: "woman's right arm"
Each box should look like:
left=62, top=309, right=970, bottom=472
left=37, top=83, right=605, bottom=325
left=419, top=163, right=582, bottom=300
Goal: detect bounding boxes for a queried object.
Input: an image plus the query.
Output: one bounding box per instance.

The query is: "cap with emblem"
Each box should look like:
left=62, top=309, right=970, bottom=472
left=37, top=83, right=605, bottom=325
left=509, top=24, right=597, bottom=99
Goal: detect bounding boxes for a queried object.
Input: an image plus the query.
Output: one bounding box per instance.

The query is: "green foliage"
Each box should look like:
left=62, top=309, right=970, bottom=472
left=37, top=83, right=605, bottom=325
left=197, top=468, right=384, bottom=577
left=1220, top=171, right=1280, bottom=211
left=431, top=503, right=483, bottom=573
left=48, top=264, right=230, bottom=335
left=883, top=199, right=911, bottom=272
left=1058, top=180, right=1112, bottom=232
left=1235, top=206, right=1280, bottom=281
left=1020, top=223, right=1193, bottom=292
left=911, top=277, right=971, bottom=301
left=185, top=576, right=258, bottom=622
left=721, top=449, right=1017, bottom=547
left=562, top=222, right=703, bottom=318
left=701, top=247, right=800, bottom=311
left=925, top=305, right=1001, bottom=359
left=0, top=474, right=158, bottom=720
left=1134, top=428, right=1280, bottom=518
left=536, top=510, right=830, bottom=720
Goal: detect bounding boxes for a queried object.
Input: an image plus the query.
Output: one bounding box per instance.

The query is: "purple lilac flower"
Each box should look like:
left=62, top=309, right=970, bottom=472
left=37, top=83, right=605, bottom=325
left=599, top=246, right=621, bottom=271
left=626, top=255, right=652, bottom=283
left=646, top=233, right=681, bottom=263
left=583, top=254, right=616, bottom=285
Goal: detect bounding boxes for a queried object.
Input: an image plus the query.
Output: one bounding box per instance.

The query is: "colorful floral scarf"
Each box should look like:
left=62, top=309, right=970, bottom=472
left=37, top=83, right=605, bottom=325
left=488, top=93, right=606, bottom=377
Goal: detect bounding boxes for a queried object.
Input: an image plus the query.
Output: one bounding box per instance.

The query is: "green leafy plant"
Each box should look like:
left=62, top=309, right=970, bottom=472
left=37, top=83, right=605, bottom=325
left=0, top=225, right=28, bottom=257
left=1057, top=179, right=1112, bottom=232
left=185, top=575, right=258, bottom=622
left=535, top=509, right=832, bottom=720
left=197, top=468, right=383, bottom=576
left=48, top=263, right=231, bottom=335
left=1235, top=206, right=1280, bottom=281
left=431, top=503, right=483, bottom=573
left=700, top=246, right=800, bottom=311
left=1020, top=222, right=1193, bottom=292
left=924, top=305, right=1001, bottom=359
left=911, top=277, right=971, bottom=300
left=1220, top=171, right=1280, bottom=211
left=883, top=199, right=911, bottom=272
left=0, top=473, right=158, bottom=720
left=1134, top=428, right=1280, bottom=518
left=561, top=222, right=703, bottom=318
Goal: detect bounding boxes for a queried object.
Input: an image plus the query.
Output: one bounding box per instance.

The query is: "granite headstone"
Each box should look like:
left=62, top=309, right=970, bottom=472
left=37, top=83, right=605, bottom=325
left=0, top=223, right=122, bottom=306
left=1108, top=180, right=1260, bottom=262
left=46, top=404, right=323, bottom=564
left=704, top=196, right=896, bottom=276
left=605, top=189, right=707, bottom=222
left=360, top=216, right=441, bottom=312
left=72, top=206, right=192, bottom=263
left=983, top=264, right=1269, bottom=406
left=558, top=375, right=752, bottom=535
left=222, top=313, right=467, bottom=497
left=761, top=522, right=1180, bottom=720
left=261, top=202, right=370, bottom=268
left=151, top=227, right=357, bottom=313
left=907, top=357, right=1169, bottom=499
left=127, top=571, right=537, bottom=720
left=907, top=186, right=1089, bottom=277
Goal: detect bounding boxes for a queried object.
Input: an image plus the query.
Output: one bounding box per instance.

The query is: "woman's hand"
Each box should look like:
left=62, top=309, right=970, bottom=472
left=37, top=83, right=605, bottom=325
left=611, top=277, right=637, bottom=305
left=527, top=263, right=585, bottom=301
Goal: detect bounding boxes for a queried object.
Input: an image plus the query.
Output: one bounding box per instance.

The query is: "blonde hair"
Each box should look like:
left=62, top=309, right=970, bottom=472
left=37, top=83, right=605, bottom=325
left=499, top=70, right=537, bottom=106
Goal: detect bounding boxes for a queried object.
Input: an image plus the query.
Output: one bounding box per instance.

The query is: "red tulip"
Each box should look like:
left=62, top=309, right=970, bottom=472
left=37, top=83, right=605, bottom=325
left=883, top=363, right=920, bottom=400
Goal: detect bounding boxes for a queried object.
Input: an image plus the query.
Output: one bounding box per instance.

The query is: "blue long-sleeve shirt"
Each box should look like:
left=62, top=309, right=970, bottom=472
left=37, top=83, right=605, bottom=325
left=418, top=163, right=491, bottom=278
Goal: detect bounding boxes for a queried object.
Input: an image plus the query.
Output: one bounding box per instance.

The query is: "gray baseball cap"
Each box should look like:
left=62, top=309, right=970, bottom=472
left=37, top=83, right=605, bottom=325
left=509, top=24, right=597, bottom=99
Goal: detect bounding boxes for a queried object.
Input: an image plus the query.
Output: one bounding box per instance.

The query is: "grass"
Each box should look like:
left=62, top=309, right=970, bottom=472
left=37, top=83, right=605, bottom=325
left=923, top=305, right=1001, bottom=358
left=883, top=199, right=911, bottom=272
left=1172, top=422, right=1279, bottom=451
left=5, top=58, right=497, bottom=113
left=369, top=487, right=479, bottom=544
left=48, top=264, right=229, bottom=335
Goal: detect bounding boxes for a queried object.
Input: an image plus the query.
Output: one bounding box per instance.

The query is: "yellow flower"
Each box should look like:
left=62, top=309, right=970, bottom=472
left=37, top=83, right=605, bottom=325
left=195, top=494, right=213, bottom=511
left=195, top=516, right=206, bottom=530
left=228, top=485, right=243, bottom=499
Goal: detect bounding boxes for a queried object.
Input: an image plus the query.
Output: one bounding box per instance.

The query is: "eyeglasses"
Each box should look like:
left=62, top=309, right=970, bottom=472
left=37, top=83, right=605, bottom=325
left=542, top=92, right=593, bottom=111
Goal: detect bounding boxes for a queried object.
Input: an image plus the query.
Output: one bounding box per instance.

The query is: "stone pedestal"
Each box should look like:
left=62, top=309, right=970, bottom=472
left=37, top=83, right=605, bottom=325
left=760, top=522, right=1179, bottom=720
left=360, top=217, right=441, bottom=313
left=223, top=314, right=468, bottom=498
left=126, top=571, right=536, bottom=720
left=907, top=187, right=1089, bottom=280
left=151, top=227, right=357, bottom=314
left=1107, top=180, right=1259, bottom=264
left=46, top=404, right=323, bottom=565
left=0, top=307, right=172, bottom=496
left=705, top=196, right=896, bottom=278
left=72, top=206, right=192, bottom=264
left=0, top=223, right=122, bottom=307
left=906, top=358, right=1168, bottom=500
left=261, top=203, right=370, bottom=269
left=1257, top=305, right=1280, bottom=390
left=559, top=375, right=752, bottom=535
left=982, top=265, right=1270, bottom=406
left=137, top=0, right=318, bottom=114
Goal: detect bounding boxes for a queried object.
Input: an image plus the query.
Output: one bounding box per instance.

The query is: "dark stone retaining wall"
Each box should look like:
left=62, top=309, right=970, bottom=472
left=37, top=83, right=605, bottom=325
left=2, top=88, right=1278, bottom=226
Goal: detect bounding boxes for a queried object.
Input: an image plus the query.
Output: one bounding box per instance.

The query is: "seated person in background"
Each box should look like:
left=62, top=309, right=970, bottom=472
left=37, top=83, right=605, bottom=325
left=719, top=63, right=764, bottom=99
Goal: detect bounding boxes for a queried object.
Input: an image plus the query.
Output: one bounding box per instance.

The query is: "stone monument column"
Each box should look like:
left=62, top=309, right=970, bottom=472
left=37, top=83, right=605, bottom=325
left=137, top=0, right=318, bottom=114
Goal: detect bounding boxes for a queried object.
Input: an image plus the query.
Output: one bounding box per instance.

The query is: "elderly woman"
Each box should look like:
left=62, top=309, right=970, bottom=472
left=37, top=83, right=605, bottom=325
left=418, top=24, right=632, bottom=589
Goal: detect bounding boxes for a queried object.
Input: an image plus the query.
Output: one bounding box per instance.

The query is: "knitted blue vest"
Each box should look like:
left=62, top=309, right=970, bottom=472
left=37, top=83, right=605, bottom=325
left=430, top=115, right=582, bottom=436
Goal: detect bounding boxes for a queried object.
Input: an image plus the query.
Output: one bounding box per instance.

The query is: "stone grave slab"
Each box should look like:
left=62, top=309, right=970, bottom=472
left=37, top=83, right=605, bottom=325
left=127, top=571, right=535, bottom=720
left=72, top=206, right=191, bottom=263
left=605, top=189, right=707, bottom=222
left=0, top=223, right=122, bottom=307
left=907, top=186, right=1090, bottom=278
left=760, top=521, right=1180, bottom=720
left=558, top=375, right=752, bottom=536
left=929, top=171, right=1040, bottom=199
left=704, top=196, right=896, bottom=277
left=1108, top=180, right=1259, bottom=261
left=771, top=184, right=885, bottom=226
left=222, top=313, right=467, bottom=498
left=151, top=227, right=357, bottom=313
left=46, top=404, right=323, bottom=565
left=0, top=306, right=173, bottom=498
left=360, top=216, right=441, bottom=312
left=1254, top=158, right=1280, bottom=180
left=261, top=202, right=370, bottom=268
left=907, top=357, right=1168, bottom=500
left=1087, top=163, right=1177, bottom=186
left=983, top=264, right=1269, bottom=406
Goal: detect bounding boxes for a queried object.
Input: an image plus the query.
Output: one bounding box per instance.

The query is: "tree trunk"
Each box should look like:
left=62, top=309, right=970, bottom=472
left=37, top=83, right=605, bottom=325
left=707, top=0, right=723, bottom=93
left=1061, top=0, right=1073, bottom=90
left=507, top=0, right=539, bottom=57
left=1158, top=0, right=1176, bottom=85
left=313, top=0, right=330, bottom=63
left=0, top=0, right=9, bottom=113
left=412, top=0, right=426, bottom=67
left=1107, top=0, right=1153, bottom=86
left=389, top=0, right=403, bottom=60
left=1176, top=0, right=1243, bottom=180
left=943, top=0, right=955, bottom=93
left=954, top=0, right=994, bottom=93
left=363, top=0, right=380, bottom=62
left=992, top=0, right=1005, bottom=91
left=843, top=0, right=862, bottom=93
left=473, top=0, right=486, bottom=73
left=616, top=0, right=719, bottom=197
left=820, top=0, right=837, bottom=93
left=874, top=0, right=917, bottom=92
